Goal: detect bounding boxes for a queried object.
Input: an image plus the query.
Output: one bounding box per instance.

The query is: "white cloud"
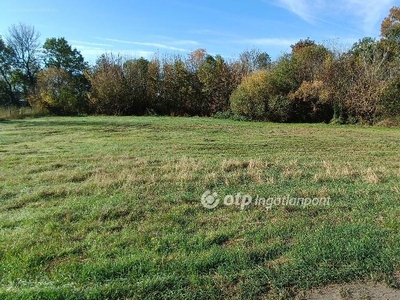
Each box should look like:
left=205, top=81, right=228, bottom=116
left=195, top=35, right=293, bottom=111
left=72, top=44, right=154, bottom=63
left=188, top=29, right=238, bottom=38
left=275, top=0, right=315, bottom=23
left=240, top=38, right=297, bottom=47
left=70, top=40, right=112, bottom=47
left=172, top=40, right=199, bottom=46
left=149, top=35, right=200, bottom=46
left=272, top=0, right=395, bottom=34
left=344, top=0, right=395, bottom=34
left=95, top=37, right=189, bottom=52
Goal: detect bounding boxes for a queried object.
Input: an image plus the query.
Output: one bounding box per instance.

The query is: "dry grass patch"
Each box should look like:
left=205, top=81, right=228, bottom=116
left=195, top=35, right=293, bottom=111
left=314, top=161, right=359, bottom=183
left=220, top=159, right=276, bottom=185
left=313, top=161, right=391, bottom=184
left=221, top=159, right=250, bottom=172
left=87, top=156, right=204, bottom=188
left=161, top=156, right=203, bottom=182
left=362, top=167, right=380, bottom=184
left=275, top=160, right=303, bottom=180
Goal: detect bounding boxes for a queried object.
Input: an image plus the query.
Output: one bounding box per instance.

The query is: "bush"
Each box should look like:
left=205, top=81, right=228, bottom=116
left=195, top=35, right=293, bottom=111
left=230, top=71, right=270, bottom=120
left=375, top=118, right=400, bottom=127
left=380, top=77, right=400, bottom=118
left=267, top=95, right=292, bottom=122
left=213, top=110, right=234, bottom=119
left=213, top=110, right=249, bottom=121
left=35, top=68, right=87, bottom=115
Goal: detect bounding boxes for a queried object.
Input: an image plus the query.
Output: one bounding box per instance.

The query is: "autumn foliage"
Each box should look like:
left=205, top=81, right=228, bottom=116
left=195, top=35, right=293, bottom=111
left=1, top=7, right=400, bottom=124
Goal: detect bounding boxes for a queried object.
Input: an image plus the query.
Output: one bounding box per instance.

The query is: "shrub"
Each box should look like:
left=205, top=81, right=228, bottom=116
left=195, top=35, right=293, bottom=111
left=34, top=68, right=87, bottom=115
left=375, top=118, right=400, bottom=127
left=213, top=110, right=234, bottom=119
left=268, top=95, right=292, bottom=122
left=230, top=71, right=270, bottom=120
left=213, top=110, right=249, bottom=121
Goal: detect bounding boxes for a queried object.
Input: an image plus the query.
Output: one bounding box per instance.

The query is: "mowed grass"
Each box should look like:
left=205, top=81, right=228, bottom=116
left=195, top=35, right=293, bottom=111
left=0, top=116, right=400, bottom=299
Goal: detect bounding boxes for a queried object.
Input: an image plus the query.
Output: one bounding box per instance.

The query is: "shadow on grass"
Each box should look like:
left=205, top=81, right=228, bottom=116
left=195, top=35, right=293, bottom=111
left=0, top=116, right=158, bottom=130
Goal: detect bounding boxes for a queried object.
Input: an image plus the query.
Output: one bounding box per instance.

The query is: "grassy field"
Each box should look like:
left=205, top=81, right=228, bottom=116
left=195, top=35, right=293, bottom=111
left=1, top=116, right=400, bottom=299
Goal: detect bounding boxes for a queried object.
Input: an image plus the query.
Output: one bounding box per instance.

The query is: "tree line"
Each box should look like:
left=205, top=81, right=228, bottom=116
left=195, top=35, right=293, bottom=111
left=1, top=6, right=400, bottom=124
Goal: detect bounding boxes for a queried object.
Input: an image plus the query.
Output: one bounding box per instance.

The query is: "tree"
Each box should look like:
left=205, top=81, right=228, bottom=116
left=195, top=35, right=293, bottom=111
left=344, top=38, right=393, bottom=123
left=319, top=52, right=350, bottom=122
left=123, top=57, right=150, bottom=114
left=198, top=54, right=233, bottom=113
left=291, top=41, right=332, bottom=83
left=186, top=49, right=207, bottom=73
left=290, top=38, right=316, bottom=54
left=268, top=54, right=298, bottom=96
left=185, top=49, right=209, bottom=114
left=378, top=6, right=400, bottom=121
left=289, top=43, right=333, bottom=122
left=288, top=80, right=332, bottom=122
left=33, top=37, right=89, bottom=114
left=85, top=53, right=129, bottom=115
left=35, top=67, right=80, bottom=115
left=6, top=23, right=41, bottom=97
left=145, top=57, right=163, bottom=114
left=0, top=36, right=18, bottom=105
left=160, top=56, right=195, bottom=115
left=238, top=49, right=271, bottom=77
left=381, top=6, right=400, bottom=43
left=43, top=37, right=87, bottom=74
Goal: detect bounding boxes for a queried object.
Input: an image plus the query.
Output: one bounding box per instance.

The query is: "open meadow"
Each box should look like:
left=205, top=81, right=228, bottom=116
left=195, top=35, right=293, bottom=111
left=1, top=116, right=400, bottom=299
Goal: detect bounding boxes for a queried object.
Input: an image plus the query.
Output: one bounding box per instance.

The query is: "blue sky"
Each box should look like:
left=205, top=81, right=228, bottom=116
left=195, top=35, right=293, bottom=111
left=0, top=0, right=398, bottom=63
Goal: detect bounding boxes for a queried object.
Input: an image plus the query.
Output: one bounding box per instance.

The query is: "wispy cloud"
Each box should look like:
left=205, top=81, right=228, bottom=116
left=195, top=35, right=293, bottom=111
left=239, top=38, right=297, bottom=47
left=149, top=35, right=199, bottom=46
left=71, top=43, right=154, bottom=63
left=274, top=0, right=315, bottom=23
left=188, top=29, right=238, bottom=38
left=344, top=0, right=395, bottom=34
left=271, top=0, right=395, bottom=34
left=95, top=37, right=189, bottom=52
left=172, top=40, right=199, bottom=46
left=70, top=40, right=112, bottom=47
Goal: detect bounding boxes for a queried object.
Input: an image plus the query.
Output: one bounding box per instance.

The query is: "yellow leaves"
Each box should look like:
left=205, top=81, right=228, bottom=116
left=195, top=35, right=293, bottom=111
left=289, top=80, right=328, bottom=103
left=230, top=70, right=270, bottom=119
left=381, top=6, right=400, bottom=39
left=40, top=92, right=55, bottom=105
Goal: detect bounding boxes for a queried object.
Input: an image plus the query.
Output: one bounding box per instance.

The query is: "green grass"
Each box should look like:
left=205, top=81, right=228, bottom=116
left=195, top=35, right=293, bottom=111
left=1, top=116, right=400, bottom=299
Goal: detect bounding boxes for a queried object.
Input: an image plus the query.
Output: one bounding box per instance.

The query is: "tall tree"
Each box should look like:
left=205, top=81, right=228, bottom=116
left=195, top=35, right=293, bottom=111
left=86, top=53, right=129, bottom=115
left=290, top=38, right=316, bottom=54
left=43, top=37, right=87, bottom=74
left=378, top=6, right=400, bottom=119
left=161, top=56, right=194, bottom=115
left=123, top=57, right=150, bottom=114
left=238, top=49, right=271, bottom=77
left=381, top=6, right=400, bottom=43
left=0, top=36, right=18, bottom=105
left=35, top=37, right=89, bottom=114
left=198, top=54, right=233, bottom=113
left=6, top=23, right=41, bottom=96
